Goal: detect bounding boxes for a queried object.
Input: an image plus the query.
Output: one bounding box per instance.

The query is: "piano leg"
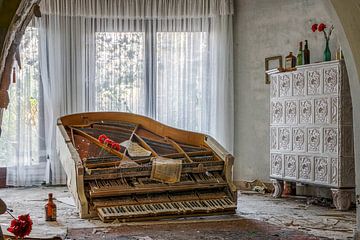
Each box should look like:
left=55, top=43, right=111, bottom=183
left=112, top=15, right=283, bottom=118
left=271, top=179, right=283, bottom=198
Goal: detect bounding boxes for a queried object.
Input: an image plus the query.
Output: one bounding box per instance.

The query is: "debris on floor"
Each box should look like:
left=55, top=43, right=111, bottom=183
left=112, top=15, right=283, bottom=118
left=0, top=187, right=355, bottom=239
left=238, top=179, right=273, bottom=193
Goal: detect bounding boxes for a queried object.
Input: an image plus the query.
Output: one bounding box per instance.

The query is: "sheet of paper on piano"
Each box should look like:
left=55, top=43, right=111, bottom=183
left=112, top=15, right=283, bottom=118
left=120, top=140, right=152, bottom=157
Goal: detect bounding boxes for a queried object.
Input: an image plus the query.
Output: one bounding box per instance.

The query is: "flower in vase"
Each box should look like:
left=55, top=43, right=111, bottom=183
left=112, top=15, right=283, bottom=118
left=311, top=22, right=334, bottom=41
left=311, top=23, right=318, bottom=32
left=318, top=23, right=326, bottom=32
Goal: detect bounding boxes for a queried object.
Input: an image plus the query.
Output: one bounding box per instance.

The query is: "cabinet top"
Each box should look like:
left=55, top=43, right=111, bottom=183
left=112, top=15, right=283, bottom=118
left=266, top=60, right=343, bottom=76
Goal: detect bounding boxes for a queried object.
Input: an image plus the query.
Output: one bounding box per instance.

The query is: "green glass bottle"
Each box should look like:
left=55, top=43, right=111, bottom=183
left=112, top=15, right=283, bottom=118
left=324, top=39, right=331, bottom=61
left=297, top=41, right=303, bottom=65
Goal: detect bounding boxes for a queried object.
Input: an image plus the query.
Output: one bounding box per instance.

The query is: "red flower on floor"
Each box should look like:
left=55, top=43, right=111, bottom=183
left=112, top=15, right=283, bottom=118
left=7, top=214, right=33, bottom=239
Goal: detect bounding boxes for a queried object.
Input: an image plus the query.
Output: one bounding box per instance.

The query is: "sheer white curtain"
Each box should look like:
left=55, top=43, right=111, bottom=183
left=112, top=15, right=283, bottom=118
left=0, top=27, right=47, bottom=186
left=33, top=0, right=234, bottom=185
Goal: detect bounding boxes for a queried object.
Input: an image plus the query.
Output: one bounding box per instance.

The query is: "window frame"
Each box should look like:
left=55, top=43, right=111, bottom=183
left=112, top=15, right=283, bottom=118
left=86, top=18, right=211, bottom=128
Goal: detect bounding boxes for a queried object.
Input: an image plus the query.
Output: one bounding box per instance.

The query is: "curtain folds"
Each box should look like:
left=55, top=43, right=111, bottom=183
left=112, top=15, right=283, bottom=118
left=5, top=0, right=234, bottom=186
left=40, top=0, right=234, bottom=18
left=1, top=27, right=47, bottom=186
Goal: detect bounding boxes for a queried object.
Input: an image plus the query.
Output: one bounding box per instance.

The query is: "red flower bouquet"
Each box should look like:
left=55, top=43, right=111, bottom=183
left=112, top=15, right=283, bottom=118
left=311, top=22, right=334, bottom=41
left=7, top=214, right=33, bottom=239
left=98, top=134, right=121, bottom=152
left=311, top=22, right=334, bottom=61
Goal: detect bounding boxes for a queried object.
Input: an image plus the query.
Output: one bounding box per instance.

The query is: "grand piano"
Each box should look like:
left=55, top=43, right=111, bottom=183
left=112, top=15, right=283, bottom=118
left=57, top=112, right=237, bottom=222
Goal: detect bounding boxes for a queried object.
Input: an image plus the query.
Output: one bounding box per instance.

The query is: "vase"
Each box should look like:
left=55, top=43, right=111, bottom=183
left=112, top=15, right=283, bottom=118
left=324, top=38, right=331, bottom=61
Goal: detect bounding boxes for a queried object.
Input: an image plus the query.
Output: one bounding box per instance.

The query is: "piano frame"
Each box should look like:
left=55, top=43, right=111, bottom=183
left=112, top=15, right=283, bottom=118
left=57, top=112, right=237, bottom=219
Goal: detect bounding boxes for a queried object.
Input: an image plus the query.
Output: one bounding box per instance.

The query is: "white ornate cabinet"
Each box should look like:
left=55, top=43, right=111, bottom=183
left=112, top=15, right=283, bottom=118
left=267, top=60, right=354, bottom=210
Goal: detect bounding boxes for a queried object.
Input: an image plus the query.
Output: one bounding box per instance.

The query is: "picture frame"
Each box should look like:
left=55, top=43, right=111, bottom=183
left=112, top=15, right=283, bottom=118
left=265, top=55, right=283, bottom=84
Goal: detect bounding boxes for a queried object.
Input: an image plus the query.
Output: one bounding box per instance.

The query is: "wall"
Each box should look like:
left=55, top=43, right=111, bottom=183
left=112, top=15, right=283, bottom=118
left=323, top=0, right=360, bottom=237
left=233, top=0, right=340, bottom=181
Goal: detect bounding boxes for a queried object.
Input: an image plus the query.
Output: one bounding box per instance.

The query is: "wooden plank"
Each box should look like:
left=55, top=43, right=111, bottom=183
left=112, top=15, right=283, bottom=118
left=89, top=182, right=228, bottom=198
left=56, top=122, right=90, bottom=218
left=162, top=150, right=213, bottom=159
left=84, top=161, right=224, bottom=180
left=165, top=137, right=193, bottom=162
left=204, top=136, right=237, bottom=201
left=99, top=210, right=236, bottom=223
left=133, top=133, right=158, bottom=157
left=59, top=112, right=206, bottom=147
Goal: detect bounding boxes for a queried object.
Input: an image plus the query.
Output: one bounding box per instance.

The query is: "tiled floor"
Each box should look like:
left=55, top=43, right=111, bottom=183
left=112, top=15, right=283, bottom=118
left=0, top=187, right=355, bottom=239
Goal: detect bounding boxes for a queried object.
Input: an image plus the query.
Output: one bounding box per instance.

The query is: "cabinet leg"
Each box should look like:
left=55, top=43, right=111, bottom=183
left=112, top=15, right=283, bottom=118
left=272, top=179, right=283, bottom=198
left=331, top=189, right=353, bottom=211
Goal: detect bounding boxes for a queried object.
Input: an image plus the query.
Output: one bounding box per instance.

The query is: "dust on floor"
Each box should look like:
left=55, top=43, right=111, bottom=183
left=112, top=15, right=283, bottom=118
left=0, top=186, right=355, bottom=239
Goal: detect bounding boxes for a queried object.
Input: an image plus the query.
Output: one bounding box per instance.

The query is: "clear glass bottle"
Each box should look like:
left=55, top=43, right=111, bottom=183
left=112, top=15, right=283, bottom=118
left=45, top=193, right=57, bottom=221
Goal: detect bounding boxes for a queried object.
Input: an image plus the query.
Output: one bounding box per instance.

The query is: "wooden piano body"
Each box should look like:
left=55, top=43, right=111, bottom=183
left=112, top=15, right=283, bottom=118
left=57, top=112, right=237, bottom=222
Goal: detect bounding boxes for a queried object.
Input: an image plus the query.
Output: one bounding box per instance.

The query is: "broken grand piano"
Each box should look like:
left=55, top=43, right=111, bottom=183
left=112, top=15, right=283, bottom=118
left=57, top=112, right=237, bottom=222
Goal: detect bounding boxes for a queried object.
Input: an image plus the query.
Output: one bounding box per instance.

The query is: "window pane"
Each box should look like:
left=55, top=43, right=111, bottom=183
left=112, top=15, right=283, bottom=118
left=156, top=32, right=209, bottom=132
left=95, top=32, right=145, bottom=114
left=0, top=27, right=41, bottom=167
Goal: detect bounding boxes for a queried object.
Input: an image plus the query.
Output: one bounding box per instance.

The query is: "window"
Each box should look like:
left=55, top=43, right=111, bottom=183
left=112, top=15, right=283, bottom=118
left=156, top=32, right=209, bottom=131
left=93, top=26, right=210, bottom=133
left=95, top=32, right=146, bottom=114
left=0, top=27, right=45, bottom=168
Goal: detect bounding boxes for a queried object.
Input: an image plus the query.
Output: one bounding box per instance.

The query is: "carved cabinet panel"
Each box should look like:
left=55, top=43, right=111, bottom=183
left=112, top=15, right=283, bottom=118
left=292, top=71, right=305, bottom=96
left=268, top=60, right=354, bottom=188
left=307, top=69, right=321, bottom=95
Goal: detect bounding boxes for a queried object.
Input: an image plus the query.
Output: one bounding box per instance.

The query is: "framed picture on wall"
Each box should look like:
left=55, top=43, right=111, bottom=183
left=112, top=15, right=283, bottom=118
left=265, top=56, right=282, bottom=84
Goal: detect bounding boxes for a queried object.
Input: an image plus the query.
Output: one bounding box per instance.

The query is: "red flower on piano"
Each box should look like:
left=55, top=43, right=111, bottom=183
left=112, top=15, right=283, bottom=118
left=104, top=138, right=114, bottom=146
left=111, top=142, right=121, bottom=151
left=98, top=134, right=120, bottom=151
left=98, top=134, right=108, bottom=143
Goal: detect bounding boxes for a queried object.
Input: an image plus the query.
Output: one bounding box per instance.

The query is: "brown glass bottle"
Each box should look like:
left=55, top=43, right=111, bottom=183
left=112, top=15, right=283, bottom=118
left=45, top=193, right=57, bottom=221
left=285, top=52, right=296, bottom=69
left=304, top=40, right=310, bottom=64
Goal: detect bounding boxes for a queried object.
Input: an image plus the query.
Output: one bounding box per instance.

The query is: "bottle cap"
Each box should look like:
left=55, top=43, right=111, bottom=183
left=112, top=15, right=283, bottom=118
left=48, top=193, right=53, bottom=198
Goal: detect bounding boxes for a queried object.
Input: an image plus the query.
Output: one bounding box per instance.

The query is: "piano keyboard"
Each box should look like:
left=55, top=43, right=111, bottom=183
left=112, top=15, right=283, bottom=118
left=97, top=198, right=236, bottom=222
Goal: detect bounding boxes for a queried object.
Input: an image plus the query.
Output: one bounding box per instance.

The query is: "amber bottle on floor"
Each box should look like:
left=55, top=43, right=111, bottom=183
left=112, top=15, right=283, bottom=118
left=45, top=193, right=57, bottom=221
